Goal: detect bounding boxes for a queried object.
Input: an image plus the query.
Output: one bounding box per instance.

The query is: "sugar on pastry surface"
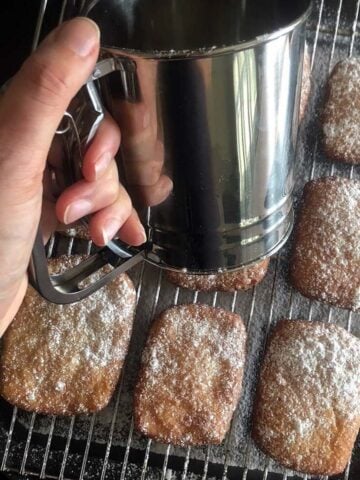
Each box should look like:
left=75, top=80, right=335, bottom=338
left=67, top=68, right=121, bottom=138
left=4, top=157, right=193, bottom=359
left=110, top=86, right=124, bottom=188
left=166, top=259, right=269, bottom=292
left=252, top=319, right=360, bottom=476
left=0, top=256, right=136, bottom=415
left=290, top=176, right=360, bottom=310
left=134, top=304, right=246, bottom=446
left=322, top=58, right=360, bottom=164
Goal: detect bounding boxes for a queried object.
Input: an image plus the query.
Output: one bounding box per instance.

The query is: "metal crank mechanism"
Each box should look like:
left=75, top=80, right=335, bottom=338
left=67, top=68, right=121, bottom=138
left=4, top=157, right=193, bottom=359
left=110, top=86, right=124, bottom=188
left=29, top=57, right=145, bottom=304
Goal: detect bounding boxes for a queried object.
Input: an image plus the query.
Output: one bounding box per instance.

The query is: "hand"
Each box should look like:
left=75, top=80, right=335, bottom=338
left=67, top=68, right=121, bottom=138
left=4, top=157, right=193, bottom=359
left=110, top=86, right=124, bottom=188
left=0, top=18, right=145, bottom=336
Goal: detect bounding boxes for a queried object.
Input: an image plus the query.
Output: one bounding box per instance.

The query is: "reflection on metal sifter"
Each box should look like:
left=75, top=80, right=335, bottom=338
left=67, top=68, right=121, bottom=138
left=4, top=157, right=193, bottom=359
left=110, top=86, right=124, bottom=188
left=30, top=0, right=312, bottom=303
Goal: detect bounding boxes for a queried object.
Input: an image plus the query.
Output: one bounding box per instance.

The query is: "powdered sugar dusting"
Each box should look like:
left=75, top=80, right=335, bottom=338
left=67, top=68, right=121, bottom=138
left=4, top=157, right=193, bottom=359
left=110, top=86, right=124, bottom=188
left=55, top=381, right=65, bottom=392
left=291, top=176, right=360, bottom=310
left=0, top=255, right=136, bottom=415
left=253, top=320, right=360, bottom=475
left=134, top=304, right=246, bottom=446
left=60, top=223, right=90, bottom=240
left=7, top=24, right=360, bottom=479
left=323, top=58, right=360, bottom=164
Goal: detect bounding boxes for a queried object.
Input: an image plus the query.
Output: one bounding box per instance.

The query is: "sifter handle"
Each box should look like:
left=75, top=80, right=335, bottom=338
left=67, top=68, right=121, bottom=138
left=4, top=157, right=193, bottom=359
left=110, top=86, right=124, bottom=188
left=29, top=57, right=145, bottom=304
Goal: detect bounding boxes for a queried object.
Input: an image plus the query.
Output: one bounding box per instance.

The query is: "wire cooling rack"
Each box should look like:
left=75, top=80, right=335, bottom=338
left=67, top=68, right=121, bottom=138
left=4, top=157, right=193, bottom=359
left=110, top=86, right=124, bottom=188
left=1, top=0, right=360, bottom=479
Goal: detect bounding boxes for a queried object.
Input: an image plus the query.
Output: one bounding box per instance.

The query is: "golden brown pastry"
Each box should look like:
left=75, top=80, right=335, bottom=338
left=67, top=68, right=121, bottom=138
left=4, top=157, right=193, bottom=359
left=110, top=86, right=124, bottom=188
left=166, top=258, right=269, bottom=292
left=290, top=176, right=360, bottom=310
left=322, top=58, right=360, bottom=164
left=253, top=319, right=360, bottom=476
left=0, top=256, right=136, bottom=415
left=134, top=304, right=246, bottom=446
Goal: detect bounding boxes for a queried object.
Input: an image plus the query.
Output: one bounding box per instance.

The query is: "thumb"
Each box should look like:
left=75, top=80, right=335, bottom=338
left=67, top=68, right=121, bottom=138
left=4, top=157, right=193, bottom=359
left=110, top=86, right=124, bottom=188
left=0, top=17, right=100, bottom=189
left=0, top=18, right=99, bottom=332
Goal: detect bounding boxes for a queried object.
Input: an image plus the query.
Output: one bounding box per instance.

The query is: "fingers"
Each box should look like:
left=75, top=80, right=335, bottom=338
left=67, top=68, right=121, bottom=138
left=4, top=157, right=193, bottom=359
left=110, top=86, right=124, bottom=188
left=82, top=113, right=121, bottom=181
left=44, top=112, right=121, bottom=204
left=116, top=209, right=147, bottom=246
left=55, top=159, right=146, bottom=247
left=56, top=159, right=119, bottom=223
left=89, top=199, right=146, bottom=247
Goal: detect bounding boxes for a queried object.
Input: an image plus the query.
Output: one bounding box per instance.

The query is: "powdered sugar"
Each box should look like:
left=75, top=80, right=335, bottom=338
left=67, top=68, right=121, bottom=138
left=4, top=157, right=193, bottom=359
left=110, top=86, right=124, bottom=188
left=13, top=254, right=360, bottom=476
left=269, top=322, right=360, bottom=420
left=3, top=9, right=360, bottom=480
left=291, top=176, right=360, bottom=311
left=0, top=256, right=137, bottom=415
left=253, top=320, right=360, bottom=474
left=294, top=418, right=312, bottom=437
left=323, top=58, right=360, bottom=164
left=55, top=381, right=65, bottom=392
left=61, top=223, right=90, bottom=240
left=135, top=304, right=246, bottom=446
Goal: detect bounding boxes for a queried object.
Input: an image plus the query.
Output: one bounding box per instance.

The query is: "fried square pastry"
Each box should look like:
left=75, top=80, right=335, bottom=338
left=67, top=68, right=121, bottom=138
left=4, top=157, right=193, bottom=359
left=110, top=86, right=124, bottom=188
left=253, top=319, right=360, bottom=476
left=290, top=176, right=360, bottom=310
left=0, top=256, right=136, bottom=415
left=134, top=304, right=246, bottom=446
left=323, top=58, right=360, bottom=164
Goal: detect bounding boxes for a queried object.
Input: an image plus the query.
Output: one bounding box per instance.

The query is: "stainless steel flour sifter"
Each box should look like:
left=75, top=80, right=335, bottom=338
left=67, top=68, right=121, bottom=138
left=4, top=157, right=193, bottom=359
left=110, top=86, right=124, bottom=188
left=30, top=0, right=312, bottom=303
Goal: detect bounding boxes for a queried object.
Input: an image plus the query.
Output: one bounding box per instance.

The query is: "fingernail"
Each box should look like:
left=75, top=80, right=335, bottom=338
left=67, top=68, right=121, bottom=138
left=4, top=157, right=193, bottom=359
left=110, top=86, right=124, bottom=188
left=55, top=17, right=100, bottom=57
left=95, top=152, right=112, bottom=180
left=101, top=218, right=121, bottom=245
left=64, top=199, right=92, bottom=224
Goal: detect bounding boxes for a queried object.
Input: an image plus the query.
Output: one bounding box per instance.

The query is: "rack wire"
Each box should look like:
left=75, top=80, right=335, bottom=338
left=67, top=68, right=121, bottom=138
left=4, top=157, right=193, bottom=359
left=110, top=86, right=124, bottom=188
left=1, top=0, right=360, bottom=478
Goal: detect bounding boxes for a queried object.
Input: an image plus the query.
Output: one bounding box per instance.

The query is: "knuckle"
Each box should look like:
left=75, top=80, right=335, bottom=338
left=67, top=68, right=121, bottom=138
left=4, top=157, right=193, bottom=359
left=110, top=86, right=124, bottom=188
left=103, top=159, right=119, bottom=181
left=22, top=55, right=71, bottom=108
left=106, top=179, right=121, bottom=203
